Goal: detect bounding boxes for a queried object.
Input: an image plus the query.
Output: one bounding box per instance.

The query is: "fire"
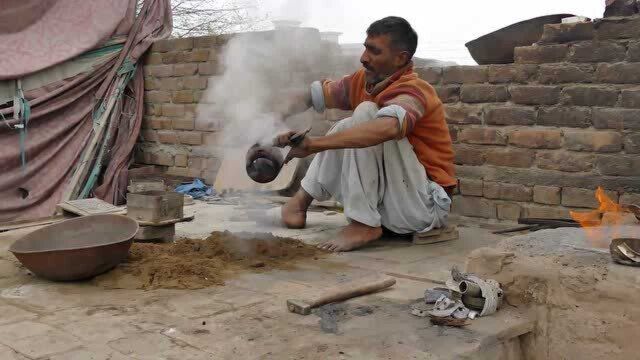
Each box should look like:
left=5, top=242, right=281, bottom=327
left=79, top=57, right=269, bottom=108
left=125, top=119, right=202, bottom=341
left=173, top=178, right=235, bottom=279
left=570, top=187, right=637, bottom=248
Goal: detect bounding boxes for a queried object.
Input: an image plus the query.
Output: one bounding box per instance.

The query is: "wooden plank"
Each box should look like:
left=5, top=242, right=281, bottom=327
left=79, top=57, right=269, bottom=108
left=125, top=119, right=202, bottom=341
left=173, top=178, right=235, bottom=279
left=0, top=215, right=66, bottom=232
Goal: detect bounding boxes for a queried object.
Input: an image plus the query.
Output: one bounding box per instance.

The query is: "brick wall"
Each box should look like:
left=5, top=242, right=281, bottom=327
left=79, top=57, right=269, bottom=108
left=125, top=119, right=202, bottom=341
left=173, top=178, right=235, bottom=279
left=137, top=30, right=355, bottom=184
left=138, top=16, right=640, bottom=220
left=423, top=16, right=640, bottom=220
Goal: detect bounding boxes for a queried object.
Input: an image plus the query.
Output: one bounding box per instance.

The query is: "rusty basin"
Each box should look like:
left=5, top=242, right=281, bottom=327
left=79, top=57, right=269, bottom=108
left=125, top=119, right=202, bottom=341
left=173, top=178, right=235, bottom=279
left=9, top=214, right=138, bottom=281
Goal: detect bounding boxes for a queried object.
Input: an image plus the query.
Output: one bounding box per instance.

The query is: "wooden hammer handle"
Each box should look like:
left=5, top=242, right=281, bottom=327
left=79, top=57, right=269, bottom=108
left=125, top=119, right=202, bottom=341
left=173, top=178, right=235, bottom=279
left=309, top=277, right=396, bottom=308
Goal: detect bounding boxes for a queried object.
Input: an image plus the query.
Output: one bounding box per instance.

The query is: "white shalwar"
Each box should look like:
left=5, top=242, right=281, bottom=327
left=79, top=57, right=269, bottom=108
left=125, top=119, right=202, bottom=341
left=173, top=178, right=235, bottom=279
left=301, top=101, right=451, bottom=234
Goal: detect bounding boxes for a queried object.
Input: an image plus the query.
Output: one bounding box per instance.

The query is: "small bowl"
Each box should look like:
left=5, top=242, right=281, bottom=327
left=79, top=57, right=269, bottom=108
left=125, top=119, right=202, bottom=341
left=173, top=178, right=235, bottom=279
left=610, top=238, right=640, bottom=267
left=9, top=214, right=138, bottom=281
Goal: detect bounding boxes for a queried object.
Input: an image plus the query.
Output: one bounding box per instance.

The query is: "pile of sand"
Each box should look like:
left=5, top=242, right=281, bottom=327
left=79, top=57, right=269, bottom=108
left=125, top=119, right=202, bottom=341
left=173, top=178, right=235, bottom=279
left=93, top=231, right=323, bottom=290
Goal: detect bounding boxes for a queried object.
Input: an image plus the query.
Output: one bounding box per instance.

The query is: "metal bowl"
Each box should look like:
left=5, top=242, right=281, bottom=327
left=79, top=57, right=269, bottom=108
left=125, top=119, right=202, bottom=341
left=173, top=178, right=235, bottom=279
left=9, top=214, right=138, bottom=281
left=610, top=237, right=640, bottom=267
left=465, top=14, right=574, bottom=65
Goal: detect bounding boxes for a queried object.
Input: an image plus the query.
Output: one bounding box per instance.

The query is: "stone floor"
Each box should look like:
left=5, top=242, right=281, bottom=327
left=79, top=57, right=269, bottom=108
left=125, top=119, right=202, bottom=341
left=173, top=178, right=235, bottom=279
left=0, top=200, right=532, bottom=359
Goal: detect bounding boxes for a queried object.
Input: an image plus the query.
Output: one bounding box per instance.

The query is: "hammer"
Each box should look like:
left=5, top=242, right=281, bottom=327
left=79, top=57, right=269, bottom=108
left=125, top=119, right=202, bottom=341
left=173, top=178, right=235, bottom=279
left=287, top=277, right=396, bottom=315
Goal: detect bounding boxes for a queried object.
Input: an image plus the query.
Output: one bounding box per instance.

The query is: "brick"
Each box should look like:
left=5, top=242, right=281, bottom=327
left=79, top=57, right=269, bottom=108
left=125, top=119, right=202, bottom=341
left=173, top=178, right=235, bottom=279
left=514, top=44, right=568, bottom=64
left=523, top=204, right=571, bottom=219
left=620, top=88, right=640, bottom=108
left=508, top=129, right=562, bottom=149
left=562, top=187, right=619, bottom=208
left=596, top=63, right=640, bottom=84
left=434, top=85, right=460, bottom=103
left=194, top=35, right=219, bottom=48
left=620, top=193, right=640, bottom=205
left=459, top=178, right=483, bottom=196
left=194, top=90, right=204, bottom=103
left=538, top=64, right=594, bottom=84
left=485, top=148, right=535, bottom=168
left=484, top=106, right=535, bottom=126
left=178, top=131, right=203, bottom=145
left=449, top=125, right=458, bottom=142
left=182, top=76, right=208, bottom=90
left=593, top=108, right=640, bottom=129
left=564, top=130, right=622, bottom=153
left=596, top=155, right=640, bottom=176
left=483, top=182, right=532, bottom=201
left=536, top=151, right=595, bottom=172
left=140, top=130, right=158, bottom=142
left=144, top=116, right=171, bottom=129
left=161, top=104, right=185, bottom=117
left=451, top=196, right=497, bottom=218
left=539, top=22, right=594, bottom=44
left=196, top=116, right=222, bottom=131
left=459, top=128, right=507, bottom=145
left=144, top=91, right=171, bottom=103
left=158, top=77, right=182, bottom=90
left=144, top=103, right=162, bottom=116
left=628, top=41, right=640, bottom=61
left=509, top=85, right=561, bottom=105
left=145, top=52, right=163, bottom=65
left=497, top=203, right=523, bottom=221
left=567, top=41, right=626, bottom=62
left=560, top=86, right=619, bottom=107
left=161, top=51, right=187, bottom=64
left=157, top=130, right=178, bottom=144
left=174, top=154, right=188, bottom=167
left=534, top=185, right=561, bottom=205
left=453, top=145, right=486, bottom=165
left=538, top=107, right=591, bottom=128
left=144, top=77, right=161, bottom=90
left=204, top=157, right=221, bottom=170
left=144, top=64, right=173, bottom=78
left=624, top=133, right=640, bottom=153
left=198, top=62, right=219, bottom=75
left=172, top=118, right=195, bottom=130
left=173, top=63, right=198, bottom=76
left=444, top=104, right=483, bottom=124
left=186, top=49, right=210, bottom=62
left=149, top=152, right=174, bottom=166
left=596, top=16, right=640, bottom=39
left=188, top=156, right=205, bottom=169
left=487, top=64, right=538, bottom=84
left=442, top=66, right=488, bottom=84
left=416, top=67, right=442, bottom=84
left=202, top=131, right=223, bottom=146
left=150, top=39, right=173, bottom=52
left=460, top=85, right=508, bottom=103
left=171, top=38, right=195, bottom=50
left=167, top=166, right=202, bottom=178
left=172, top=90, right=195, bottom=104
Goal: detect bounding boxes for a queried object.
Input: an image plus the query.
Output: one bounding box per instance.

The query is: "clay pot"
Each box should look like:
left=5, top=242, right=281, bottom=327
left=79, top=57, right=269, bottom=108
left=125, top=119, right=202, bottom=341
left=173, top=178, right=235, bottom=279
left=245, top=144, right=285, bottom=183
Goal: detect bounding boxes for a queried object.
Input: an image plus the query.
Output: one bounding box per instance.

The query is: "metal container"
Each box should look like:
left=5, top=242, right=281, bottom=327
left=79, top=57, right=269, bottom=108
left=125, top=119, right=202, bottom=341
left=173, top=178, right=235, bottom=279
left=246, top=144, right=285, bottom=184
left=126, top=191, right=184, bottom=223
left=9, top=214, right=138, bottom=281
left=465, top=14, right=574, bottom=65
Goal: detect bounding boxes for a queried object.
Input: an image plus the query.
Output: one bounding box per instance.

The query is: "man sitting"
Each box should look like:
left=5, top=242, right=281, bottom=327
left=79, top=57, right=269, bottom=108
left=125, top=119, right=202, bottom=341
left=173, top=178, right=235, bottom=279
left=275, top=16, right=456, bottom=252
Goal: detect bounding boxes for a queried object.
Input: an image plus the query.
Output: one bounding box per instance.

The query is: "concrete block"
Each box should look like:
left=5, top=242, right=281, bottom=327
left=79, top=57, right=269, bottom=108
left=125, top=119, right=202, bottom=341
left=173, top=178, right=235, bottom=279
left=560, top=85, right=619, bottom=107
left=538, top=64, right=594, bottom=84
left=596, top=62, right=640, bottom=84
left=539, top=22, right=594, bottom=44
left=567, top=41, right=626, bottom=62
left=514, top=44, right=568, bottom=64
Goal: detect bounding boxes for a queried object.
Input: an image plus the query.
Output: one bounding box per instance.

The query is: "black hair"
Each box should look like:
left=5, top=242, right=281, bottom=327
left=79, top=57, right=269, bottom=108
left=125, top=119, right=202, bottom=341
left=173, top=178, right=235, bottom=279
left=366, top=16, right=418, bottom=59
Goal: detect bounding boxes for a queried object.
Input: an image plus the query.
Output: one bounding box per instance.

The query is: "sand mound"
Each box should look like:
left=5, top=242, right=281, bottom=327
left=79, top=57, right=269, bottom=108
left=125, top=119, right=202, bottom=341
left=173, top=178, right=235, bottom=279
left=93, top=231, right=323, bottom=290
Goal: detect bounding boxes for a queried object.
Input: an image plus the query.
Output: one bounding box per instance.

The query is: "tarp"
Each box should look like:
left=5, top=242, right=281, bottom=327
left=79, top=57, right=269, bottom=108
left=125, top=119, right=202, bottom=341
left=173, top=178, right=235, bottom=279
left=0, top=0, right=172, bottom=221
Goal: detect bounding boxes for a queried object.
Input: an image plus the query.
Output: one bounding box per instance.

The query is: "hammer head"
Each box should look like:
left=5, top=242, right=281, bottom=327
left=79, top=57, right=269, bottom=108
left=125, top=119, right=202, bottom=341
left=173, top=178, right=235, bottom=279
left=287, top=299, right=312, bottom=315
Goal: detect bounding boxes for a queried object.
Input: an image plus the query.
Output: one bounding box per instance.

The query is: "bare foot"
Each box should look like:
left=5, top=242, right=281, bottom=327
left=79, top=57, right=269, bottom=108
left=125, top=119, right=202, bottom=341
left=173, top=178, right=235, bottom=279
left=317, top=221, right=383, bottom=252
left=281, top=189, right=313, bottom=229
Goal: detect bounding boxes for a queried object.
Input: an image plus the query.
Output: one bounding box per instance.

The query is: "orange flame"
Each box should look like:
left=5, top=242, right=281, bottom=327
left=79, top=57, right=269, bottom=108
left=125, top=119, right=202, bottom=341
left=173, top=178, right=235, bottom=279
left=570, top=187, right=635, bottom=248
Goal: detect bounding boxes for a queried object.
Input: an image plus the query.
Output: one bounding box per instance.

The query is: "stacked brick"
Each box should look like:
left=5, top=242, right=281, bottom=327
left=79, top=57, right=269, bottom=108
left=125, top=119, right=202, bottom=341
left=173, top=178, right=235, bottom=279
left=417, top=16, right=640, bottom=220
left=137, top=35, right=224, bottom=183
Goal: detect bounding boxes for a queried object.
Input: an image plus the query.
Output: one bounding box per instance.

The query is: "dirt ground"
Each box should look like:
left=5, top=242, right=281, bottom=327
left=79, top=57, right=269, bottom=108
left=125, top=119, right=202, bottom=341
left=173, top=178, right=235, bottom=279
left=94, top=231, right=324, bottom=290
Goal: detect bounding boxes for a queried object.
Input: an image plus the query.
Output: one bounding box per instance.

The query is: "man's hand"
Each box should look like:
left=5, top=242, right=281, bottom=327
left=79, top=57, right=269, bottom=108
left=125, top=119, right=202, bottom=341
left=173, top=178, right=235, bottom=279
left=273, top=130, right=315, bottom=164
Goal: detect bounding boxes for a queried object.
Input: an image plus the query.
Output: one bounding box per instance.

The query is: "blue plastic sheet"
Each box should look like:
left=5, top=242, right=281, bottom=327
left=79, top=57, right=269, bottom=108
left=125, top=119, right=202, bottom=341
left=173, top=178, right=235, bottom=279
left=174, top=179, right=213, bottom=199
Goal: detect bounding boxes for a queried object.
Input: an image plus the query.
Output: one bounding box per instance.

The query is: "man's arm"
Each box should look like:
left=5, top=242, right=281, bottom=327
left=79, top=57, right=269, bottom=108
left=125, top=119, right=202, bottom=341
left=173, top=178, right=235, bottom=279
left=278, top=116, right=400, bottom=163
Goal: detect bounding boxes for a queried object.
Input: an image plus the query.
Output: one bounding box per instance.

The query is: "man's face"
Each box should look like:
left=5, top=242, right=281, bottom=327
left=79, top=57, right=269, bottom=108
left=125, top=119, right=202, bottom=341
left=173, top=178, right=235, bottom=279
left=360, top=34, right=408, bottom=85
